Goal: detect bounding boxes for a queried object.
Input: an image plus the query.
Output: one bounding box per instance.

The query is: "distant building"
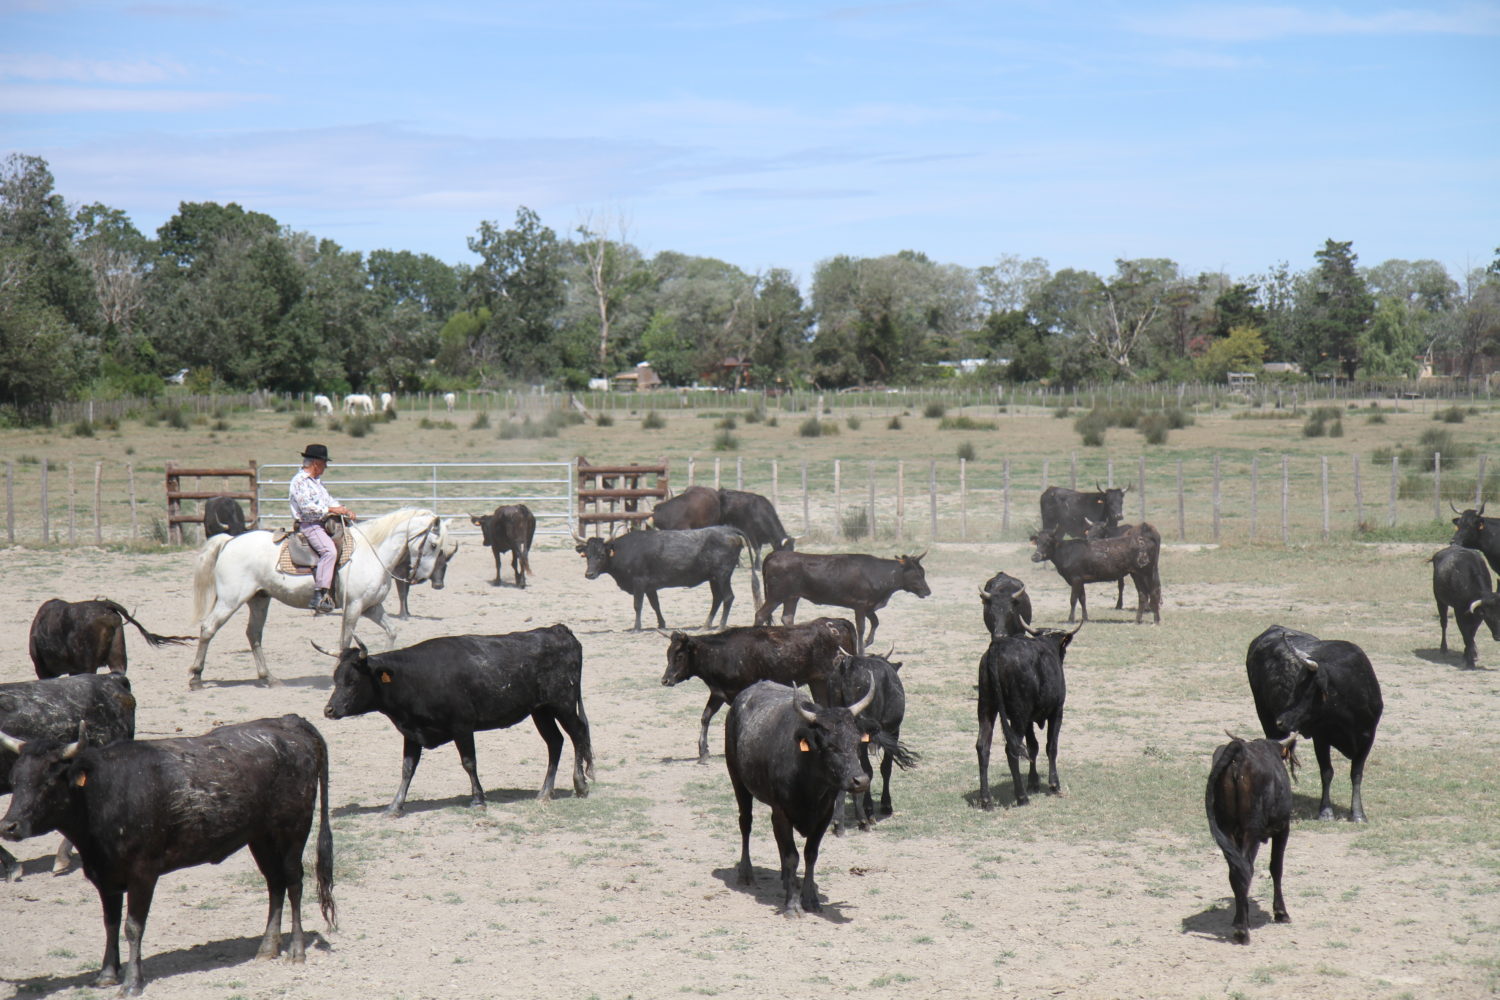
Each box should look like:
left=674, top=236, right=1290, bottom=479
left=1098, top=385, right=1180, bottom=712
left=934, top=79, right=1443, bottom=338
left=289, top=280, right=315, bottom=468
left=612, top=362, right=662, bottom=392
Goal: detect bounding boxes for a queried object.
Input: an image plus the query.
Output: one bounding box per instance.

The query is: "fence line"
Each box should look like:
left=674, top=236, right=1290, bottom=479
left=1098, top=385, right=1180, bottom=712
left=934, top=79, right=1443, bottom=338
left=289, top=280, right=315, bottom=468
left=2, top=449, right=1493, bottom=548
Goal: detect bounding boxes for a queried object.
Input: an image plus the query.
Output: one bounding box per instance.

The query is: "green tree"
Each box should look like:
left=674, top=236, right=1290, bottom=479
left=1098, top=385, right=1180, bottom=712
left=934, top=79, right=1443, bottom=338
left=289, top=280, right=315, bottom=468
left=639, top=313, right=697, bottom=386
left=465, top=207, right=567, bottom=380
left=574, top=219, right=651, bottom=372
left=746, top=268, right=810, bottom=387
left=1357, top=298, right=1423, bottom=377
left=1295, top=239, right=1374, bottom=378
left=1195, top=325, right=1267, bottom=383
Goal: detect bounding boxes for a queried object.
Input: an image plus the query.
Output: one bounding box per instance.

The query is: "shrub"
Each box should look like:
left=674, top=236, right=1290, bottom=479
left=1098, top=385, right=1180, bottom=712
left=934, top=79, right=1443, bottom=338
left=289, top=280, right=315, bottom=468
left=846, top=416, right=862, bottom=430
left=1367, top=412, right=1387, bottom=425
left=956, top=441, right=977, bottom=462
left=1165, top=407, right=1194, bottom=429
left=887, top=416, right=902, bottom=430
left=1052, top=406, right=1072, bottom=419
left=326, top=417, right=343, bottom=433
left=765, top=415, right=779, bottom=427
left=212, top=419, right=231, bottom=431
left=1074, top=409, right=1109, bottom=446
left=1437, top=406, right=1466, bottom=424
left=744, top=407, right=764, bottom=424
left=1139, top=412, right=1169, bottom=445
left=716, top=416, right=738, bottom=430
left=1303, top=406, right=1342, bottom=438
left=70, top=420, right=95, bottom=438
left=595, top=413, right=614, bottom=427
left=713, top=429, right=739, bottom=451
left=642, top=411, right=666, bottom=430
left=939, top=416, right=997, bottom=431
left=922, top=402, right=946, bottom=419
left=799, top=417, right=824, bottom=438
left=292, top=413, right=316, bottom=429
left=471, top=411, right=491, bottom=430
left=1080, top=426, right=1105, bottom=447
left=345, top=416, right=373, bottom=438
left=418, top=417, right=458, bottom=430
left=840, top=506, right=869, bottom=540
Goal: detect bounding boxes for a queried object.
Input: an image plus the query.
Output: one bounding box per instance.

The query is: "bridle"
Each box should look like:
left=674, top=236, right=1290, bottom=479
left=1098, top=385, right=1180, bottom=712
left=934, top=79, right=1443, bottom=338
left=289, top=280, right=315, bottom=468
left=343, top=514, right=441, bottom=585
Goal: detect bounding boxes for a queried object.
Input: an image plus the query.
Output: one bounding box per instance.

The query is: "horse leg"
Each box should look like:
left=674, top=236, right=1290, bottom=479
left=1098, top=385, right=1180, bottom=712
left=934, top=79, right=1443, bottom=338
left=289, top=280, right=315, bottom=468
left=188, top=598, right=241, bottom=690
left=354, top=601, right=398, bottom=650
left=245, top=592, right=279, bottom=686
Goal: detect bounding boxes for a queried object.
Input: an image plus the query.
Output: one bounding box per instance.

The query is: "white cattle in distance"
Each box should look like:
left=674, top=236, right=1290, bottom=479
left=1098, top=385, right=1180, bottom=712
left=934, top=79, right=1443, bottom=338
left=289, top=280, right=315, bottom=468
left=313, top=394, right=334, bottom=415
left=344, top=393, right=375, bottom=415
left=443, top=392, right=457, bottom=413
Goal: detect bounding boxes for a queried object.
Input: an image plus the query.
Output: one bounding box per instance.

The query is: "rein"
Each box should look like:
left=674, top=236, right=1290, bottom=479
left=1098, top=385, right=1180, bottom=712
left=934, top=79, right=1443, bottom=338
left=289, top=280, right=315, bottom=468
left=343, top=514, right=439, bottom=585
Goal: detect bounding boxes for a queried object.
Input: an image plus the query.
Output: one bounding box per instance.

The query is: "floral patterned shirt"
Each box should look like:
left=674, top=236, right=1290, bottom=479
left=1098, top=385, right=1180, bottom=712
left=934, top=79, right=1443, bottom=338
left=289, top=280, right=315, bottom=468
left=289, top=468, right=337, bottom=523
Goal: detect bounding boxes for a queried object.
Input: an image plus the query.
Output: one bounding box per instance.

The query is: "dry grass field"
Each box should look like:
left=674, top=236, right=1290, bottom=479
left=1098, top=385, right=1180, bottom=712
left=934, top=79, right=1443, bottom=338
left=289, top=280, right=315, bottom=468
left=2, top=395, right=1499, bottom=1000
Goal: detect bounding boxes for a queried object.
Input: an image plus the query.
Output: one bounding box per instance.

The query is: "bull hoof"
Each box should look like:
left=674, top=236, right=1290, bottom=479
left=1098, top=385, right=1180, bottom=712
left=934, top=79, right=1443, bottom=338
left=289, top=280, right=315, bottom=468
left=1274, top=911, right=1291, bottom=924
left=1014, top=795, right=1030, bottom=807
left=1317, top=808, right=1336, bottom=821
left=2, top=864, right=17, bottom=883
left=980, top=798, right=994, bottom=811
left=737, top=866, right=754, bottom=887
left=93, top=970, right=120, bottom=987
left=469, top=797, right=487, bottom=808
left=255, top=944, right=280, bottom=961
left=383, top=807, right=405, bottom=820
left=780, top=904, right=805, bottom=919
left=1232, top=928, right=1249, bottom=945
left=696, top=756, right=711, bottom=765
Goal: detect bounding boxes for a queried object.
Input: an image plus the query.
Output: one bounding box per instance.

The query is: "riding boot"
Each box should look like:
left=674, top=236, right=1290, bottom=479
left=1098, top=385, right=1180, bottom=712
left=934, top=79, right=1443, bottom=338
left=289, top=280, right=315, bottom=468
left=310, top=588, right=333, bottom=614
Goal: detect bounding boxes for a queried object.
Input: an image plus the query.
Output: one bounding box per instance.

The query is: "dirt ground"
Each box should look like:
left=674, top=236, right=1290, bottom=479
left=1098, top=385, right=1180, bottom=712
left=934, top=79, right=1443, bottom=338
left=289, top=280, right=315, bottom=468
left=1, top=536, right=1497, bottom=1000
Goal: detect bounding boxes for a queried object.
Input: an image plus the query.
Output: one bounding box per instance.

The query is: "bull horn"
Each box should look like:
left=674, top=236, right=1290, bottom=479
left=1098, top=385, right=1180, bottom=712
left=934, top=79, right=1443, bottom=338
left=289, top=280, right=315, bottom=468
left=0, top=731, right=24, bottom=754
left=353, top=635, right=368, bottom=656
left=60, top=739, right=82, bottom=760
left=1451, top=500, right=1463, bottom=514
left=310, top=640, right=340, bottom=658
left=978, top=586, right=990, bottom=599
left=794, top=693, right=819, bottom=724
left=847, top=670, right=876, bottom=716
left=1013, top=585, right=1026, bottom=598
left=912, top=548, right=928, bottom=561
left=1470, top=599, right=1484, bottom=614
left=883, top=644, right=895, bottom=660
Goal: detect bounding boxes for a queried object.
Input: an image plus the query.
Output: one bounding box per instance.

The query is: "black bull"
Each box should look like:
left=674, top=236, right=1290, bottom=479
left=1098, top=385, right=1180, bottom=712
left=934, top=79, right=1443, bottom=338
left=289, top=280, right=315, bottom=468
left=576, top=526, right=755, bottom=631
left=755, top=550, right=931, bottom=654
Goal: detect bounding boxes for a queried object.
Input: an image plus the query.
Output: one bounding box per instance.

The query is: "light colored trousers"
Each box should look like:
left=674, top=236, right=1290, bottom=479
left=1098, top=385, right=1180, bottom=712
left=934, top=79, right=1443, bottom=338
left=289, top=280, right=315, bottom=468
left=299, top=521, right=336, bottom=590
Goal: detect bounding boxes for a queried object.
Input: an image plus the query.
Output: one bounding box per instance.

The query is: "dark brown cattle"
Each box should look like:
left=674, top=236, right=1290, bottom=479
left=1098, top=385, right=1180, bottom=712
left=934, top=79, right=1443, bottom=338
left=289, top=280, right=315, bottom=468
left=651, top=486, right=721, bottom=531
left=755, top=550, right=931, bottom=654
left=1206, top=733, right=1297, bottom=944
left=29, top=598, right=193, bottom=678
left=470, top=504, right=536, bottom=588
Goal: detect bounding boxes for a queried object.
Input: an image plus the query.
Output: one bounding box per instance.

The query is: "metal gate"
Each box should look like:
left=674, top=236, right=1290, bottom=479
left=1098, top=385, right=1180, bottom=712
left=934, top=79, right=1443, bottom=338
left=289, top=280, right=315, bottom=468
left=256, top=461, right=576, bottom=541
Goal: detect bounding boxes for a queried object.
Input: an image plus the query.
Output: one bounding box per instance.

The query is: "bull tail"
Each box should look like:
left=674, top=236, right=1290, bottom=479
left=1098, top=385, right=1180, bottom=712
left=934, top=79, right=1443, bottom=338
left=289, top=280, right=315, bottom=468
left=1206, top=740, right=1254, bottom=892
left=730, top=527, right=760, bottom=604
left=190, top=534, right=234, bottom=625
left=875, top=731, right=919, bottom=770
left=521, top=544, right=535, bottom=579
left=314, top=725, right=337, bottom=930
left=575, top=696, right=596, bottom=781
left=98, top=599, right=194, bottom=648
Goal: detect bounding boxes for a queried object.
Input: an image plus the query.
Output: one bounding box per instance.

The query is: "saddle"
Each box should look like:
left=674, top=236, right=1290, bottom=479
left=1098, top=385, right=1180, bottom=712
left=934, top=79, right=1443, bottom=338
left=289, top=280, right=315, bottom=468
left=274, top=517, right=353, bottom=576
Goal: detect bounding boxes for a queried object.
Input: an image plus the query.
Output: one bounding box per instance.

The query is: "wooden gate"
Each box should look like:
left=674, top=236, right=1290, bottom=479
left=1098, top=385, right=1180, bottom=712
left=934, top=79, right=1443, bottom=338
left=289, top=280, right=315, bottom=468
left=165, top=461, right=259, bottom=544
left=576, top=456, right=669, bottom=532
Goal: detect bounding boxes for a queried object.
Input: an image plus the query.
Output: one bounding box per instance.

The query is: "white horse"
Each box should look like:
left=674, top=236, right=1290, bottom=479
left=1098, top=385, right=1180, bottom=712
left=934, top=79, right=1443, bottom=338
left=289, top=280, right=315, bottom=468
left=443, top=391, right=456, bottom=413
left=313, top=394, right=334, bottom=415
left=344, top=393, right=374, bottom=415
left=187, top=508, right=448, bottom=688
left=379, top=391, right=394, bottom=413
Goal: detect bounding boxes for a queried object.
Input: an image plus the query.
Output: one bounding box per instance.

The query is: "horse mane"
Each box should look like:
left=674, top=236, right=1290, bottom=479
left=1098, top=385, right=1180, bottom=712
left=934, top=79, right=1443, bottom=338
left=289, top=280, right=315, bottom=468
left=358, top=508, right=434, bottom=548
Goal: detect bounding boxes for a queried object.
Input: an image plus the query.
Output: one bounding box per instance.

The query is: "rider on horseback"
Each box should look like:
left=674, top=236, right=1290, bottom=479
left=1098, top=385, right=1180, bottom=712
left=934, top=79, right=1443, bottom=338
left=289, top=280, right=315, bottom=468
left=289, top=443, right=357, bottom=614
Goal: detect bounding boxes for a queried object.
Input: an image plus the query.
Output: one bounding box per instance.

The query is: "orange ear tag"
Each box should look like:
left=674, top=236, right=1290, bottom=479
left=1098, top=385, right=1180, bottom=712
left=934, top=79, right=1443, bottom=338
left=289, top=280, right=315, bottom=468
left=798, top=739, right=811, bottom=752
left=861, top=733, right=871, bottom=743
left=75, top=773, right=87, bottom=787
left=379, top=671, right=393, bottom=684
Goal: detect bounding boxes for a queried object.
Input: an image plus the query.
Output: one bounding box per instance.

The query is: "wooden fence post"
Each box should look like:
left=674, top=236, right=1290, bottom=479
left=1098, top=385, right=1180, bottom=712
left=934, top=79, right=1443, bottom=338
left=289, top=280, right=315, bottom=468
left=1433, top=452, right=1442, bottom=520
left=960, top=459, right=968, bottom=541
left=687, top=456, right=695, bottom=487
left=834, top=460, right=842, bottom=536
left=736, top=457, right=743, bottom=491
left=5, top=461, right=12, bottom=544
left=1107, top=458, right=1114, bottom=490
left=1353, top=455, right=1363, bottom=529
left=1476, top=454, right=1487, bottom=507
left=1070, top=452, right=1077, bottom=490
left=1321, top=455, right=1330, bottom=541
left=1002, top=459, right=1011, bottom=535
left=1137, top=455, right=1146, bottom=522
left=1212, top=455, right=1221, bottom=543
left=129, top=464, right=138, bottom=540
left=41, top=461, right=49, bottom=544
left=771, top=460, right=779, bottom=512
left=867, top=462, right=877, bottom=540
left=1281, top=455, right=1290, bottom=546
left=1250, top=455, right=1259, bottom=540
left=1389, top=455, right=1398, bottom=528
left=93, top=461, right=103, bottom=545
left=1176, top=459, right=1185, bottom=542
left=897, top=461, right=906, bottom=542
left=714, top=457, right=721, bottom=490
left=801, top=462, right=809, bottom=536
left=1042, top=458, right=1049, bottom=494
left=929, top=461, right=938, bottom=540
left=67, top=463, right=76, bottom=546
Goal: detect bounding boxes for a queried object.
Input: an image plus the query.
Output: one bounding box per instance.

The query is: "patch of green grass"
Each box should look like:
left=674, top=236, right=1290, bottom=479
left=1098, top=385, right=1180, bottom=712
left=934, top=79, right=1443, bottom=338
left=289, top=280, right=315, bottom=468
left=712, top=429, right=739, bottom=451
left=938, top=415, right=997, bottom=431
left=642, top=411, right=666, bottom=430
left=957, top=441, right=977, bottom=462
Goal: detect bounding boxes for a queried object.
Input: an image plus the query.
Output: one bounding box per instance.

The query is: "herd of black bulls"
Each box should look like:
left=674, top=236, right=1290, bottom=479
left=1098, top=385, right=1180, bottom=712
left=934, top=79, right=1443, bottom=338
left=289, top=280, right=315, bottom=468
left=6, top=486, right=1497, bottom=992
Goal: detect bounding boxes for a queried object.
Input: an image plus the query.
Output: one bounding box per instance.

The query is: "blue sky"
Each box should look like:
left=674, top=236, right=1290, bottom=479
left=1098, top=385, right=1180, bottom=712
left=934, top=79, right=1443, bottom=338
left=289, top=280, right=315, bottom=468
left=3, top=1, right=1496, bottom=287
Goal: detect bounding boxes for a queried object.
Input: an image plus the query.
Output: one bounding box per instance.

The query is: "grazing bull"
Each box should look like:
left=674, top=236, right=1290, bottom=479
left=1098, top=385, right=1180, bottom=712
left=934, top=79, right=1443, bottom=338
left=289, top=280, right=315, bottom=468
left=755, top=550, right=931, bottom=654
left=1449, top=501, right=1500, bottom=577
left=826, top=650, right=912, bottom=833
left=393, top=524, right=460, bottom=619
left=0, top=672, right=136, bottom=881
left=1245, top=625, right=1383, bottom=822
left=651, top=485, right=720, bottom=532
left=29, top=598, right=193, bottom=679
left=1430, top=544, right=1500, bottom=669
left=1039, top=484, right=1127, bottom=539
left=1206, top=733, right=1298, bottom=944
left=660, top=618, right=858, bottom=763
left=576, top=525, right=752, bottom=631
left=976, top=623, right=1080, bottom=808
left=724, top=679, right=911, bottom=917
left=1029, top=524, right=1161, bottom=624
left=470, top=504, right=535, bottom=588
left=0, top=714, right=335, bottom=994
left=978, top=571, right=1032, bottom=639
left=322, top=626, right=593, bottom=815
left=202, top=495, right=248, bottom=537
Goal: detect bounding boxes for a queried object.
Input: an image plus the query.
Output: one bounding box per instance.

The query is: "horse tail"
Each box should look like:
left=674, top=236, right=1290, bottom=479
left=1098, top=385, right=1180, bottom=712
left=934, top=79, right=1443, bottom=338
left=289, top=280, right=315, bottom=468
left=191, top=534, right=234, bottom=625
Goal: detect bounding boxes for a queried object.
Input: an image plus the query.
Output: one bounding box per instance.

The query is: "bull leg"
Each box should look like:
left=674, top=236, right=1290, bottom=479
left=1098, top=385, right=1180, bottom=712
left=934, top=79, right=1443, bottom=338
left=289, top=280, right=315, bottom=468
left=863, top=610, right=880, bottom=653
left=1230, top=836, right=1258, bottom=943
left=856, top=741, right=876, bottom=829
left=1437, top=601, right=1449, bottom=651
left=780, top=596, right=800, bottom=627
left=1072, top=583, right=1088, bottom=623
left=1024, top=725, right=1041, bottom=792
left=249, top=839, right=288, bottom=960
left=976, top=705, right=997, bottom=809
left=529, top=714, right=564, bottom=800
left=879, top=739, right=896, bottom=816
left=799, top=822, right=826, bottom=914
left=704, top=578, right=726, bottom=628
left=108, top=625, right=128, bottom=672
left=284, top=837, right=308, bottom=962
left=769, top=806, right=805, bottom=917
left=0, top=844, right=16, bottom=882
left=731, top=774, right=756, bottom=886
left=387, top=736, right=424, bottom=817
left=753, top=596, right=777, bottom=627
left=1115, top=577, right=1126, bottom=610
left=244, top=592, right=279, bottom=686
left=697, top=694, right=725, bottom=764
left=493, top=549, right=503, bottom=585
left=1313, top=738, right=1336, bottom=821
left=454, top=731, right=488, bottom=806
left=1269, top=828, right=1291, bottom=924
left=749, top=547, right=763, bottom=606
left=716, top=575, right=734, bottom=627
left=51, top=836, right=74, bottom=875
left=95, top=886, right=125, bottom=987
left=644, top=590, right=668, bottom=630
left=1044, top=712, right=1063, bottom=794
left=1349, top=741, right=1372, bottom=823
left=999, top=714, right=1029, bottom=806
left=120, top=877, right=157, bottom=995
left=852, top=613, right=868, bottom=656
left=552, top=704, right=593, bottom=795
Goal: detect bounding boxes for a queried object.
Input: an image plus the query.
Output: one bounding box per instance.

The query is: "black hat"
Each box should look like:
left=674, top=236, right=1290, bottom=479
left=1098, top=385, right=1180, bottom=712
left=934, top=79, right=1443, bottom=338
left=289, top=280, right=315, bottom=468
left=301, top=443, right=331, bottom=463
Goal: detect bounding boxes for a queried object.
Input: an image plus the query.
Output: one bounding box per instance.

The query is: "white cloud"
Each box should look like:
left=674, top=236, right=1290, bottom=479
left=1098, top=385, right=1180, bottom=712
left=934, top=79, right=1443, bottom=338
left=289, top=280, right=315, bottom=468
left=1128, top=4, right=1500, bottom=42
left=0, top=54, right=186, bottom=84
left=0, top=84, right=260, bottom=112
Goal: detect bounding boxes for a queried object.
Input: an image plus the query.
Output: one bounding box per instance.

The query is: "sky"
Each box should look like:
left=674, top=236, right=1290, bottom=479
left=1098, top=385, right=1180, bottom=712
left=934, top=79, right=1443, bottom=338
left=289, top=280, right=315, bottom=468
left=3, top=1, right=1496, bottom=288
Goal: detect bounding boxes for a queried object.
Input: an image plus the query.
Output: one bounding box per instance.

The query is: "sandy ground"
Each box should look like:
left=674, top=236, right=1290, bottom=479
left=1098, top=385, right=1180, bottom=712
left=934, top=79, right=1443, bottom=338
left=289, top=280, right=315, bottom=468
left=1, top=537, right=1497, bottom=1000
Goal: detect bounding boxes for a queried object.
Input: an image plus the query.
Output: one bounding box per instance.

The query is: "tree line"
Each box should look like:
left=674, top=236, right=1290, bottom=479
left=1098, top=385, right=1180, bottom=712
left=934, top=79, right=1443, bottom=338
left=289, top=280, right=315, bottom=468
left=3, top=151, right=1498, bottom=423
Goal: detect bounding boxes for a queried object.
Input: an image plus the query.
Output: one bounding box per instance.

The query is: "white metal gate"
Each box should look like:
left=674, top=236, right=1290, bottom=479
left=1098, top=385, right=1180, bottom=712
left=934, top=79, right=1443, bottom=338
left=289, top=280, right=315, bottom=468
left=256, top=461, right=576, bottom=541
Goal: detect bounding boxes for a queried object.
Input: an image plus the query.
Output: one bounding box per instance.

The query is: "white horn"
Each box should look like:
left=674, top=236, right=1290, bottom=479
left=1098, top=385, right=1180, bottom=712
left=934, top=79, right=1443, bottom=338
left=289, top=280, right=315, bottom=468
left=0, top=731, right=24, bottom=754
left=847, top=670, right=876, bottom=716
left=61, top=740, right=82, bottom=760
